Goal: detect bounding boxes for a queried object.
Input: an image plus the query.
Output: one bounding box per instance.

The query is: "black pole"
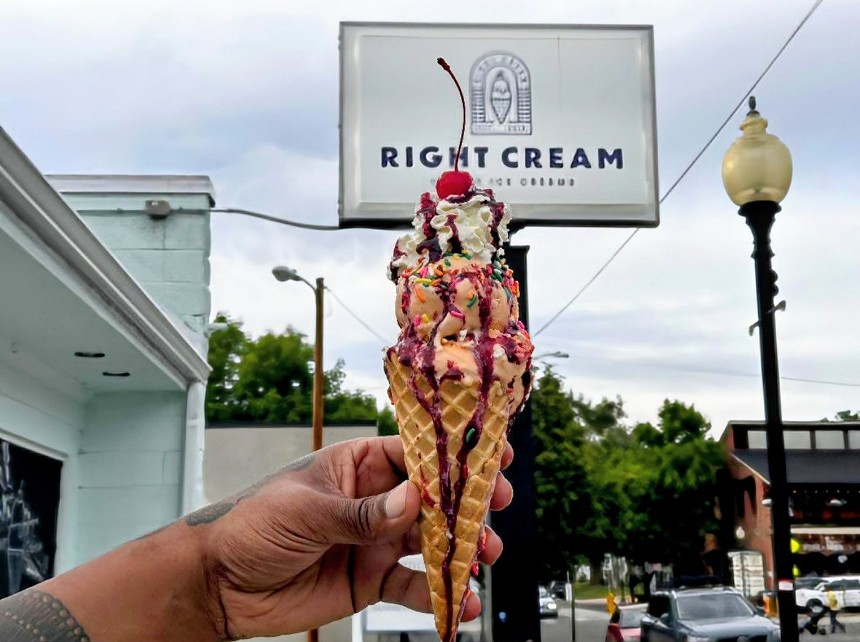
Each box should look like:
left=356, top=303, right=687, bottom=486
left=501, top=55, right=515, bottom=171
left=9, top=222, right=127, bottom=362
left=740, top=200, right=797, bottom=642
left=490, top=244, right=542, bottom=642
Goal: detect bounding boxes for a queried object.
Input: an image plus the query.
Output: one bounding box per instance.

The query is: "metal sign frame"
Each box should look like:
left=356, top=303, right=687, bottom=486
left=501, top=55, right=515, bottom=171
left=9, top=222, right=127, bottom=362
left=339, top=22, right=659, bottom=230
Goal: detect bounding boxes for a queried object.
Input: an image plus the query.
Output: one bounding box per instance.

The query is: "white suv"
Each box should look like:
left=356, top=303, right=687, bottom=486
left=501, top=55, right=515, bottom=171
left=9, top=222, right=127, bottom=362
left=795, top=577, right=860, bottom=610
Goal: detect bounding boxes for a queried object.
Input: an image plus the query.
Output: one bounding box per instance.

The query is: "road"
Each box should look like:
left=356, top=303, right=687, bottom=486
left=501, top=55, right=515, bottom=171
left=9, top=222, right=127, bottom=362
left=544, top=602, right=860, bottom=642
left=539, top=602, right=607, bottom=642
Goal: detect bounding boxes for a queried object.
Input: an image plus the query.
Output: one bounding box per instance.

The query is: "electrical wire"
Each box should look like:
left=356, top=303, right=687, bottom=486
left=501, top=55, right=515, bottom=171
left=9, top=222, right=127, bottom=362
left=535, top=344, right=860, bottom=388
left=212, top=207, right=341, bottom=231
left=325, top=286, right=389, bottom=345
left=532, top=0, right=826, bottom=338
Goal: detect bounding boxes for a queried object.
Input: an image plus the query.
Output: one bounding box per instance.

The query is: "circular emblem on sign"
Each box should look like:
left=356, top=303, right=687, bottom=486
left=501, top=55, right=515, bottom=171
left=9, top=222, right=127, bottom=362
left=470, top=52, right=532, bottom=135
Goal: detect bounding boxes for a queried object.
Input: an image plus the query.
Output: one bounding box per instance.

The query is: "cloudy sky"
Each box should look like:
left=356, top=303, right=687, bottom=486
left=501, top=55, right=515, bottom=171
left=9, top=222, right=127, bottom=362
left=1, top=0, right=857, bottom=435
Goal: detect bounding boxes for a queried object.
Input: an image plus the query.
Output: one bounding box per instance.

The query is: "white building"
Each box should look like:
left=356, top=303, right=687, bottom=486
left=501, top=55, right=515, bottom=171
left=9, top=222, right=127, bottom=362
left=0, top=125, right=213, bottom=590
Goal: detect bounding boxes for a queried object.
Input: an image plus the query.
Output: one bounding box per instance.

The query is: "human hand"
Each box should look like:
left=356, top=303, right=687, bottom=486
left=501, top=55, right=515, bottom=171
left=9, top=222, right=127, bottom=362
left=191, top=435, right=514, bottom=639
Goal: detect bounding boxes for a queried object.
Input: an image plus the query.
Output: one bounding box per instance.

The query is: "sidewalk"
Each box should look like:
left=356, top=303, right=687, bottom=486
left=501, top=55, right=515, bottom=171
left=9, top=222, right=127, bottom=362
left=795, top=611, right=860, bottom=640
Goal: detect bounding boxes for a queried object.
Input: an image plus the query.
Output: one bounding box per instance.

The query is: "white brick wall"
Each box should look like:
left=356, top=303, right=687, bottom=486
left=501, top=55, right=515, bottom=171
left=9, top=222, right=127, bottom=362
left=77, top=392, right=186, bottom=562
left=64, top=192, right=212, bottom=336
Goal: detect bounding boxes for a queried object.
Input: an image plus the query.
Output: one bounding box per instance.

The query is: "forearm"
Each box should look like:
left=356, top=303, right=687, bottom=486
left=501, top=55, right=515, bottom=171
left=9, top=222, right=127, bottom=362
left=0, top=521, right=221, bottom=642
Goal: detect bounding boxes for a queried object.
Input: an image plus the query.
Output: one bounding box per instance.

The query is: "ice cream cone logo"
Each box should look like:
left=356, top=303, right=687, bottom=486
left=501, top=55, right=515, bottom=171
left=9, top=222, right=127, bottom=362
left=490, top=71, right=512, bottom=124
left=470, top=52, right=532, bottom=135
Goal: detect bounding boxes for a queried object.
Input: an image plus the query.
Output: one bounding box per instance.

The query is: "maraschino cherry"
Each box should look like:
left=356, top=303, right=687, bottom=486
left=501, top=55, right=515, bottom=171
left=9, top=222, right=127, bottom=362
left=436, top=58, right=473, bottom=200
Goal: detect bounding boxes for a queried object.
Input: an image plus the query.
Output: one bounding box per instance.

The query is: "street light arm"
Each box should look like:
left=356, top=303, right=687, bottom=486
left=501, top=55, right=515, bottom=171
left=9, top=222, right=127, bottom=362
left=297, top=276, right=316, bottom=294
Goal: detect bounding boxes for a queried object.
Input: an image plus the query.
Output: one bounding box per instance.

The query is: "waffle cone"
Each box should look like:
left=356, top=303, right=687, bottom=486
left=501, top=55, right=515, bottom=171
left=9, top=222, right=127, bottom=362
left=385, top=354, right=509, bottom=642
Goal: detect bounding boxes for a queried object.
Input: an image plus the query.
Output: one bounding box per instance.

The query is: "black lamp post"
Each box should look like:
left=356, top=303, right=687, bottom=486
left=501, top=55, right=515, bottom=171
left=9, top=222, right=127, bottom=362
left=722, top=97, right=796, bottom=642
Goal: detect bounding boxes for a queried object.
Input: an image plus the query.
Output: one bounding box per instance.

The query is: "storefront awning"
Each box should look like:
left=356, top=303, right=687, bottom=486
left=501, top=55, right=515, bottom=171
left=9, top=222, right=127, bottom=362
left=0, top=126, right=210, bottom=395
left=733, top=450, right=860, bottom=485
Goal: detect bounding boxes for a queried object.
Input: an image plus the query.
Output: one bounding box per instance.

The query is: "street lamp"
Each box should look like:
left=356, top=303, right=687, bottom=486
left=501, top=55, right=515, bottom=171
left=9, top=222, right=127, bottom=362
left=722, top=96, right=796, bottom=642
left=272, top=266, right=325, bottom=454
left=273, top=265, right=325, bottom=642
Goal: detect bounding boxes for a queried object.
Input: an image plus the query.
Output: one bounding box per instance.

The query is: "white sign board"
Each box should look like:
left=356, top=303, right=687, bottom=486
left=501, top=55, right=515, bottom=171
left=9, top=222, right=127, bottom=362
left=340, top=22, right=658, bottom=229
left=729, top=550, right=766, bottom=598
left=363, top=554, right=436, bottom=633
left=361, top=554, right=483, bottom=635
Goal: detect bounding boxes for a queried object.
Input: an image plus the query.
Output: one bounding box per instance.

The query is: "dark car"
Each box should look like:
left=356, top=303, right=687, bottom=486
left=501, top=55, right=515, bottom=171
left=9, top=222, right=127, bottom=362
left=640, top=585, right=780, bottom=642
left=547, top=580, right=568, bottom=600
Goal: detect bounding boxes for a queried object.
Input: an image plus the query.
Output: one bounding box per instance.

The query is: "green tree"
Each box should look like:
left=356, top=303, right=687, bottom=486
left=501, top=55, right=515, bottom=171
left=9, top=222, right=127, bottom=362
left=205, top=313, right=248, bottom=423
left=531, top=367, right=726, bottom=583
left=622, top=400, right=725, bottom=569
left=206, top=314, right=380, bottom=425
left=377, top=407, right=399, bottom=436
left=823, top=410, right=860, bottom=422
left=531, top=367, right=593, bottom=582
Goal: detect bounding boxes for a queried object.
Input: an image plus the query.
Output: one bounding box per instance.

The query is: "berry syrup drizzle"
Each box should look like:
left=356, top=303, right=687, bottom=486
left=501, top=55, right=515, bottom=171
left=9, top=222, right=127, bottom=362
left=386, top=187, right=532, bottom=642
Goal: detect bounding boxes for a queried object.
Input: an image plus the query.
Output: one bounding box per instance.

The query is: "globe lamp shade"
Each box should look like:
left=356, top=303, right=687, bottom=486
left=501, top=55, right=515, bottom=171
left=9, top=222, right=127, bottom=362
left=722, top=99, right=793, bottom=206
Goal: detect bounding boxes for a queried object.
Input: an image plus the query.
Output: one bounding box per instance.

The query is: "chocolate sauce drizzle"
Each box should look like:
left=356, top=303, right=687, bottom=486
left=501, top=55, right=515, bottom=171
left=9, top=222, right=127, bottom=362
left=387, top=187, right=533, bottom=642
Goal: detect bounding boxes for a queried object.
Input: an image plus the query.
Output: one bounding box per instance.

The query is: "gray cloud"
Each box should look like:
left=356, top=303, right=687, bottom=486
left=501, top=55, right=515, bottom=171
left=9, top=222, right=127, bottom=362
left=1, top=0, right=857, bottom=434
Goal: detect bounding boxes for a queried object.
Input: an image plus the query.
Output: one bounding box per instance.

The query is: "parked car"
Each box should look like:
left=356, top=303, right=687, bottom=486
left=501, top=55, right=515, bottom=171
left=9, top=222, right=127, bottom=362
left=795, top=576, right=860, bottom=610
left=538, top=585, right=559, bottom=618
left=795, top=575, right=824, bottom=591
left=639, top=585, right=780, bottom=642
left=547, top=580, right=568, bottom=600
left=606, top=604, right=646, bottom=641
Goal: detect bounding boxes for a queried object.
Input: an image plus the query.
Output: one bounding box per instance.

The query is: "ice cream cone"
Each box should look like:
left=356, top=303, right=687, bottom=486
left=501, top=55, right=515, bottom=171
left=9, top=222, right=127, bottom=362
left=384, top=185, right=532, bottom=642
left=385, top=355, right=509, bottom=642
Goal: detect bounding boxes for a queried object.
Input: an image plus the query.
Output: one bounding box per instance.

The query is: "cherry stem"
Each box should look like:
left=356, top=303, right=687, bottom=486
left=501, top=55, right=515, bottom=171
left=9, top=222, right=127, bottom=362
left=437, top=57, right=465, bottom=173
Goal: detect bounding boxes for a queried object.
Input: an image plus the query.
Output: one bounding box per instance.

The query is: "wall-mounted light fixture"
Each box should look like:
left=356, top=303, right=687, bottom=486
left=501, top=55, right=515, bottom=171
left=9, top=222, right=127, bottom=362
left=145, top=199, right=172, bottom=219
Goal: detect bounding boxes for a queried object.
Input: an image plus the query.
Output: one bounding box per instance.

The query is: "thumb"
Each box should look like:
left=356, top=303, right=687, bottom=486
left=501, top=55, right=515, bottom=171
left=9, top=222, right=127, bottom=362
left=322, top=480, right=420, bottom=545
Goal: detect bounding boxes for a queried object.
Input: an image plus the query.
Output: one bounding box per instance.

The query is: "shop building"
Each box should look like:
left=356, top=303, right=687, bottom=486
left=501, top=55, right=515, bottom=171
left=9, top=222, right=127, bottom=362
left=721, top=420, right=860, bottom=587
left=0, top=127, right=213, bottom=594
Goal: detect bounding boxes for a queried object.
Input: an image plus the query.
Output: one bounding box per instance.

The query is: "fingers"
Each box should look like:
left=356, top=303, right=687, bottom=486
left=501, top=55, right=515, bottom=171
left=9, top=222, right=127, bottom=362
left=320, top=480, right=421, bottom=546
left=500, top=440, right=514, bottom=470
left=490, top=471, right=513, bottom=511
left=478, top=525, right=503, bottom=565
left=378, top=565, right=432, bottom=614
left=331, top=436, right=408, bottom=499
left=376, top=565, right=485, bottom=622
left=462, top=591, right=483, bottom=622
left=321, top=436, right=514, bottom=503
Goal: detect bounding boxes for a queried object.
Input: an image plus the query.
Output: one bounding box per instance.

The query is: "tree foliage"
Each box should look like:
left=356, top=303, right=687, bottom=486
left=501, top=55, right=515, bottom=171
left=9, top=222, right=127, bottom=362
left=823, top=410, right=860, bottom=422
left=531, top=367, right=725, bottom=583
left=206, top=313, right=379, bottom=425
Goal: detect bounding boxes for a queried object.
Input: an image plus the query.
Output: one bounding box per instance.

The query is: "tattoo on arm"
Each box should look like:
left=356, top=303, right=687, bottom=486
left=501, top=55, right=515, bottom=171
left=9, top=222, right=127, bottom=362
left=0, top=590, right=90, bottom=641
left=186, top=502, right=234, bottom=526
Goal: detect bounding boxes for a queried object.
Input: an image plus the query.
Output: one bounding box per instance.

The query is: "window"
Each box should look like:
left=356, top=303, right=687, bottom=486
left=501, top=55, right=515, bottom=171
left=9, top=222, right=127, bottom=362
left=748, top=430, right=767, bottom=449
left=648, top=595, right=670, bottom=618
left=815, top=430, right=845, bottom=450
left=618, top=608, right=645, bottom=628
left=675, top=594, right=754, bottom=620
left=784, top=430, right=812, bottom=450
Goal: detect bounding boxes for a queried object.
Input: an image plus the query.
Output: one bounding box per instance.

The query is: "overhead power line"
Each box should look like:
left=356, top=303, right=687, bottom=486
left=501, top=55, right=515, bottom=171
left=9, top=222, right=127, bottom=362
left=535, top=344, right=860, bottom=388
left=325, top=286, right=389, bottom=345
left=532, top=0, right=826, bottom=338
left=212, top=207, right=341, bottom=231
